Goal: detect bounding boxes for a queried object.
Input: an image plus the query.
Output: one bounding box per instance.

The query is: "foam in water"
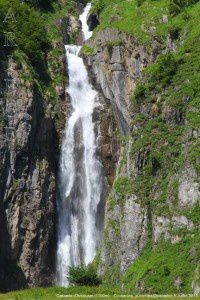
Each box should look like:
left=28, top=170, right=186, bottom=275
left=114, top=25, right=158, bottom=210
left=79, top=3, right=92, bottom=41
left=56, top=3, right=103, bottom=287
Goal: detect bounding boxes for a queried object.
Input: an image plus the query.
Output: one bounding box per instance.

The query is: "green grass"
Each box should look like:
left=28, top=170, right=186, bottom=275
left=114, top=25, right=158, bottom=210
left=91, top=0, right=169, bottom=44
left=1, top=286, right=200, bottom=300
left=91, top=0, right=200, bottom=45
left=123, top=233, right=200, bottom=294
left=81, top=45, right=96, bottom=55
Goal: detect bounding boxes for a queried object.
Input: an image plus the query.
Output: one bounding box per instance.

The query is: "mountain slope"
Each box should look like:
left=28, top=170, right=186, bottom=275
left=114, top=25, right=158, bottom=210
left=82, top=0, right=200, bottom=294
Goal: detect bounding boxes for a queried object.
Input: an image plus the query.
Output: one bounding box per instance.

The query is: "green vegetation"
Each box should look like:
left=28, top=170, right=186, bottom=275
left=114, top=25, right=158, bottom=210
left=113, top=176, right=133, bottom=203
left=91, top=0, right=169, bottom=44
left=81, top=44, right=96, bottom=55
left=68, top=265, right=102, bottom=286
left=0, top=0, right=49, bottom=69
left=91, top=0, right=200, bottom=49
left=1, top=286, right=199, bottom=300
left=0, top=0, right=77, bottom=131
left=24, top=0, right=54, bottom=10
left=123, top=233, right=200, bottom=294
left=105, top=39, right=122, bottom=49
left=144, top=54, right=179, bottom=90
left=107, top=175, right=133, bottom=212
left=127, top=1, right=200, bottom=213
left=130, top=117, right=184, bottom=211
left=0, top=0, right=75, bottom=84
left=169, top=0, right=200, bottom=16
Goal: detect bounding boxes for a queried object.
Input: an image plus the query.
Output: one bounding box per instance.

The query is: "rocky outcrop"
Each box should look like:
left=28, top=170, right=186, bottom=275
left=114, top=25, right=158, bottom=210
left=83, top=26, right=200, bottom=293
left=82, top=27, right=158, bottom=187
left=100, top=194, right=148, bottom=279
left=83, top=28, right=160, bottom=135
left=93, top=93, right=119, bottom=187
left=178, top=164, right=200, bottom=208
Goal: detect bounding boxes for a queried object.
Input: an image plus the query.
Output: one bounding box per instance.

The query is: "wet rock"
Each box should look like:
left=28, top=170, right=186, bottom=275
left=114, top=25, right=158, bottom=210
left=87, top=13, right=99, bottom=31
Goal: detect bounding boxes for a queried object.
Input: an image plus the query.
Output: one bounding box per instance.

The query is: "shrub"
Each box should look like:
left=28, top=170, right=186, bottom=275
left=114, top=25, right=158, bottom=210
left=136, top=0, right=146, bottom=7
left=147, top=54, right=178, bottom=89
left=24, top=0, right=54, bottom=10
left=169, top=0, right=199, bottom=16
left=169, top=25, right=181, bottom=40
left=133, top=83, right=146, bottom=101
left=67, top=265, right=102, bottom=286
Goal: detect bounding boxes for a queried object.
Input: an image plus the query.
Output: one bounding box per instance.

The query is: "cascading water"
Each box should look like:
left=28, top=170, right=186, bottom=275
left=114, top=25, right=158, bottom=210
left=56, top=3, right=105, bottom=287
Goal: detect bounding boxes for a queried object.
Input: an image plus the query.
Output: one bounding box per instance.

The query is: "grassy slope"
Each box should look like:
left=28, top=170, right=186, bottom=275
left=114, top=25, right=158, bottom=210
left=123, top=237, right=199, bottom=294
left=1, top=286, right=200, bottom=300
left=92, top=0, right=168, bottom=44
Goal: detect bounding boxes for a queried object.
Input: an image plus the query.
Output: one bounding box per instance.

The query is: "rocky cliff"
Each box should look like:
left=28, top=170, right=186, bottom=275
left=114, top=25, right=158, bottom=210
left=82, top=0, right=200, bottom=294
left=0, top=0, right=79, bottom=291
left=0, top=58, right=57, bottom=290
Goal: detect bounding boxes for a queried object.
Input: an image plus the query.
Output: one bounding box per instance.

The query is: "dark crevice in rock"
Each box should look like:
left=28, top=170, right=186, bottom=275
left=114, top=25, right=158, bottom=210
left=87, top=13, right=100, bottom=31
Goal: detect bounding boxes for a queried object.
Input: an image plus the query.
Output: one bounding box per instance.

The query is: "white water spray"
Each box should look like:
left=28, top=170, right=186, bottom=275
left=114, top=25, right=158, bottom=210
left=56, top=3, right=105, bottom=287
left=79, top=3, right=92, bottom=41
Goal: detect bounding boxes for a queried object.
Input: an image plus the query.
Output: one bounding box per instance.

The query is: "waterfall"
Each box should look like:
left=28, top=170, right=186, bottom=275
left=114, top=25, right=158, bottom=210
left=56, top=3, right=105, bottom=287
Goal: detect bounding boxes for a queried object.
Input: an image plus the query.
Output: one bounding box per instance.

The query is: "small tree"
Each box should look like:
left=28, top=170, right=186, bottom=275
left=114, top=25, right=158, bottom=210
left=67, top=265, right=102, bottom=286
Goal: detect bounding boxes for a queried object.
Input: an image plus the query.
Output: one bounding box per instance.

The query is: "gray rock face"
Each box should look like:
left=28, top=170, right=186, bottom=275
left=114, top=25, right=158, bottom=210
left=99, top=194, right=147, bottom=277
left=192, top=266, right=200, bottom=295
left=83, top=28, right=157, bottom=135
left=178, top=165, right=200, bottom=208
left=0, top=60, right=57, bottom=290
left=120, top=197, right=147, bottom=273
left=153, top=216, right=170, bottom=244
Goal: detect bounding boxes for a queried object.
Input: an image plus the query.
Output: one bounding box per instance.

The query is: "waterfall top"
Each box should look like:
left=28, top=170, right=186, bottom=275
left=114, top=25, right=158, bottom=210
left=79, top=3, right=92, bottom=41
